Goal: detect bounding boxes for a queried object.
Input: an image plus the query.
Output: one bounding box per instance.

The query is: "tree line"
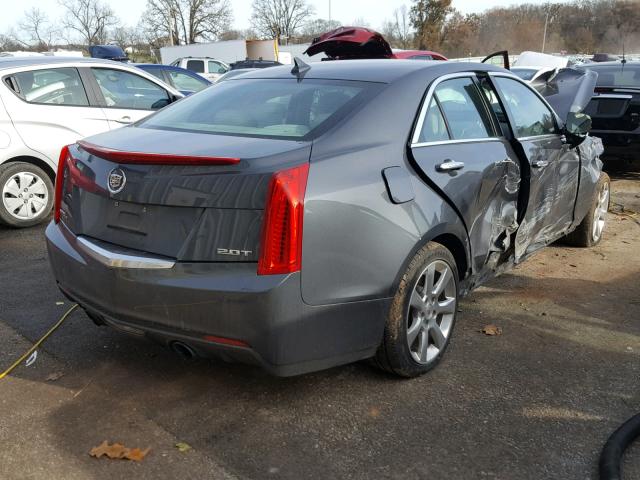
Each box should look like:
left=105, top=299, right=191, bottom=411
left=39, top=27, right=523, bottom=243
left=1, top=0, right=638, bottom=61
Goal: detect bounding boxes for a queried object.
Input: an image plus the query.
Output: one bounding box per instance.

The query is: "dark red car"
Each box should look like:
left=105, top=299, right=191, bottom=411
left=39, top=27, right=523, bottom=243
left=393, top=50, right=447, bottom=61
left=305, top=27, right=447, bottom=61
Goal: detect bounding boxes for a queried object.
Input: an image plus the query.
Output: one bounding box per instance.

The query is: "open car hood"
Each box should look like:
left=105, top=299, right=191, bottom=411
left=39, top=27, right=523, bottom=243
left=531, top=67, right=598, bottom=122
left=304, top=27, right=393, bottom=59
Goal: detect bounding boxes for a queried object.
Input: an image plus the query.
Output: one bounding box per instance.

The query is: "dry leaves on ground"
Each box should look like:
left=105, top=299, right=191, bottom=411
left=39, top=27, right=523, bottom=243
left=89, top=441, right=151, bottom=462
left=481, top=324, right=503, bottom=336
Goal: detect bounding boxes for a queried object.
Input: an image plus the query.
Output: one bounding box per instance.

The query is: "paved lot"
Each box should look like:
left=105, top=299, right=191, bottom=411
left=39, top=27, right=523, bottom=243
left=1, top=171, right=639, bottom=480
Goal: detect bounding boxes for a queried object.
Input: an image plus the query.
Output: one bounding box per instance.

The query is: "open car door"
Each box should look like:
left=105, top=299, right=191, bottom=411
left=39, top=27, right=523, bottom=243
left=482, top=51, right=511, bottom=70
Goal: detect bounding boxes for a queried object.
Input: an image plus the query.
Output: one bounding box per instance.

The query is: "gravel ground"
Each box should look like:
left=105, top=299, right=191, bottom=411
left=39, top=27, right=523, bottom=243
left=0, top=170, right=638, bottom=480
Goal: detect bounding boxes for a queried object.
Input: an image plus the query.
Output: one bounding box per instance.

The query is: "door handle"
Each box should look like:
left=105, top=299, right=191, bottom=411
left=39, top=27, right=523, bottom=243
left=116, top=116, right=132, bottom=124
left=436, top=160, right=465, bottom=172
left=532, top=160, right=549, bottom=168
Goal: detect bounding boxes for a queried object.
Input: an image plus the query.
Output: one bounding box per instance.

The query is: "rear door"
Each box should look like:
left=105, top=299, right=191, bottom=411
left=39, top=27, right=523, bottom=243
left=410, top=74, right=521, bottom=274
left=2, top=66, right=109, bottom=162
left=87, top=67, right=175, bottom=128
left=489, top=73, right=580, bottom=258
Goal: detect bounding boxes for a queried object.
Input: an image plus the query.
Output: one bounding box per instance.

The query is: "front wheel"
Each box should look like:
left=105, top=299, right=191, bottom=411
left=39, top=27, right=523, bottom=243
left=0, top=162, right=54, bottom=228
left=375, top=242, right=459, bottom=378
left=565, top=172, right=610, bottom=248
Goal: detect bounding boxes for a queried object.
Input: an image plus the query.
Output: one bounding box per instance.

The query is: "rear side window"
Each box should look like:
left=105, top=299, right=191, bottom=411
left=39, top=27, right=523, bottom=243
left=140, top=79, right=378, bottom=140
left=418, top=98, right=449, bottom=142
left=92, top=68, right=170, bottom=110
left=494, top=77, right=557, bottom=137
left=433, top=77, right=494, bottom=140
left=186, top=60, right=205, bottom=73
left=8, top=67, right=89, bottom=106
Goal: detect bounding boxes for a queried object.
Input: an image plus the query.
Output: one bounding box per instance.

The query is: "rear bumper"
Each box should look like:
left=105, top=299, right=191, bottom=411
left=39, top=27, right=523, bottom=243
left=46, top=222, right=388, bottom=376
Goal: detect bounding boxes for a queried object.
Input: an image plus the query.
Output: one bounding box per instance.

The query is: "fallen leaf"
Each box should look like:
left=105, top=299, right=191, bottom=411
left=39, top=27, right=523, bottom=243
left=126, top=447, right=151, bottom=462
left=90, top=441, right=150, bottom=461
left=481, top=324, right=502, bottom=336
left=46, top=371, right=64, bottom=382
left=175, top=442, right=192, bottom=452
left=368, top=407, right=381, bottom=418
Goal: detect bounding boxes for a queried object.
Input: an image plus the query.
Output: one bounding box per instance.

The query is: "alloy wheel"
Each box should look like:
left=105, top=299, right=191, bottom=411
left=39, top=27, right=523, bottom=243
left=406, top=260, right=457, bottom=365
left=2, top=171, right=49, bottom=220
left=592, top=181, right=609, bottom=243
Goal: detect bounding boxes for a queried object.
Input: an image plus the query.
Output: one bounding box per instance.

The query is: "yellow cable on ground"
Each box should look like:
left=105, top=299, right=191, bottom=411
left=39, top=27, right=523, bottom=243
left=0, top=304, right=79, bottom=380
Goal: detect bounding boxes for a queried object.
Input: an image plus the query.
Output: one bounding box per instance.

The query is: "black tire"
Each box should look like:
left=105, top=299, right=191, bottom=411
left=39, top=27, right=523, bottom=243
left=0, top=162, right=54, bottom=228
left=565, top=172, right=610, bottom=248
left=375, top=242, right=459, bottom=378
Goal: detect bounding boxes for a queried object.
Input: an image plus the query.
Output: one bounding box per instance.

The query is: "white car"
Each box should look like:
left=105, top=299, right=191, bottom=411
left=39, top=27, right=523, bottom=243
left=511, top=51, right=570, bottom=83
left=0, top=56, right=183, bottom=227
left=170, top=57, right=230, bottom=82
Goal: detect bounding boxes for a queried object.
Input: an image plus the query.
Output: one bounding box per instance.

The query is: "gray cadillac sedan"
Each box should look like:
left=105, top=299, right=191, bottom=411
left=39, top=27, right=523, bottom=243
left=46, top=60, right=608, bottom=377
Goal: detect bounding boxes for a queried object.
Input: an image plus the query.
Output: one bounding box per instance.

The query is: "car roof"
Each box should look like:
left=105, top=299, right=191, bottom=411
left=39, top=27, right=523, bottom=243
left=0, top=56, right=129, bottom=70
left=231, top=59, right=504, bottom=83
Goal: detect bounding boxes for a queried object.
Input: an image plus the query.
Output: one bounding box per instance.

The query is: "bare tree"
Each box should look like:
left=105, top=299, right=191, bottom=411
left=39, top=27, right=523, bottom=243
left=19, top=8, right=59, bottom=50
left=251, top=0, right=314, bottom=42
left=142, top=0, right=232, bottom=46
left=59, top=0, right=120, bottom=46
left=383, top=5, right=412, bottom=49
left=298, top=18, right=340, bottom=42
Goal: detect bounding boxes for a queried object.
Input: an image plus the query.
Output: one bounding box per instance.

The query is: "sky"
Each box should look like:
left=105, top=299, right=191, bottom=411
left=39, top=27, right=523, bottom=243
left=1, top=0, right=548, bottom=36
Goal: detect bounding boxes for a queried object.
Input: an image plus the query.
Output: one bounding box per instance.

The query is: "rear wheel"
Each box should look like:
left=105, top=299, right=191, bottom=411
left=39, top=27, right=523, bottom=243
left=375, top=242, right=459, bottom=378
left=565, top=172, right=610, bottom=247
left=0, top=162, right=54, bottom=228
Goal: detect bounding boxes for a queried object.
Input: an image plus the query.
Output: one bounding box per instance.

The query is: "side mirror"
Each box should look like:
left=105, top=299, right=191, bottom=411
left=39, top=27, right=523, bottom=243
left=564, top=111, right=592, bottom=147
left=150, top=98, right=172, bottom=110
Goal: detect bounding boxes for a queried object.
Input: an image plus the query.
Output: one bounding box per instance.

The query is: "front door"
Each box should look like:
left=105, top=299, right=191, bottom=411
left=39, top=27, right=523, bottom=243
left=490, top=74, right=580, bottom=259
left=410, top=75, right=521, bottom=274
left=88, top=67, right=173, bottom=129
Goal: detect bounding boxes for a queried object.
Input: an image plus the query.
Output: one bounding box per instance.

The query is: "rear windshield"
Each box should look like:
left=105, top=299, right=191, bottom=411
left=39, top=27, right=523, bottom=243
left=583, top=65, right=640, bottom=88
left=139, top=78, right=379, bottom=140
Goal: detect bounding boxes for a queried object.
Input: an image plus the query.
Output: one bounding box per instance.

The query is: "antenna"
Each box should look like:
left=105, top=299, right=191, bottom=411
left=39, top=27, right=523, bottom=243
left=291, top=56, right=311, bottom=80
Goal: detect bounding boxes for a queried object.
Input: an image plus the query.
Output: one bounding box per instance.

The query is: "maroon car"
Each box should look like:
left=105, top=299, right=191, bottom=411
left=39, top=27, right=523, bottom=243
left=305, top=27, right=446, bottom=61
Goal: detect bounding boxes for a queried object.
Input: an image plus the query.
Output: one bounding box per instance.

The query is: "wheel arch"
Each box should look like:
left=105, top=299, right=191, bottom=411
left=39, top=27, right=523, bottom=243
left=1, top=155, right=56, bottom=182
left=390, top=223, right=471, bottom=297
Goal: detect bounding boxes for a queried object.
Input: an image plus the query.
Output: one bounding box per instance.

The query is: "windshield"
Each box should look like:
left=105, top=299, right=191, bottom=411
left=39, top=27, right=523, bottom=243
left=140, top=78, right=379, bottom=140
left=582, top=64, right=640, bottom=88
left=511, top=68, right=538, bottom=81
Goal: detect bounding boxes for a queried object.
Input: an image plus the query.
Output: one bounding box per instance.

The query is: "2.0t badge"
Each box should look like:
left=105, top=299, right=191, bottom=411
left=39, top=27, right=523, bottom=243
left=107, top=168, right=126, bottom=194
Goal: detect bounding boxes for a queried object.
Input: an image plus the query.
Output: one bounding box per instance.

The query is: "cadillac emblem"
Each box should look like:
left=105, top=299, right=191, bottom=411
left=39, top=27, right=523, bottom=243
left=107, top=168, right=126, bottom=194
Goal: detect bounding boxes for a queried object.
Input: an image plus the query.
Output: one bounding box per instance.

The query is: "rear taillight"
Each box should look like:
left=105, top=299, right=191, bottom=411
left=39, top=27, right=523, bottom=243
left=257, top=163, right=310, bottom=275
left=54, top=145, right=72, bottom=224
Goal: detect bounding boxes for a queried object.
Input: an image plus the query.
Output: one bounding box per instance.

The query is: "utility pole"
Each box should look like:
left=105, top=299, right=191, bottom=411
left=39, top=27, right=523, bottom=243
left=328, top=0, right=332, bottom=21
left=541, top=4, right=550, bottom=53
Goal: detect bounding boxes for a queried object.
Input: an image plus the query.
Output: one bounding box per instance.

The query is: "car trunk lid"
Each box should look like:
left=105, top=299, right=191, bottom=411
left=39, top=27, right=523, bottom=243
left=58, top=127, right=311, bottom=263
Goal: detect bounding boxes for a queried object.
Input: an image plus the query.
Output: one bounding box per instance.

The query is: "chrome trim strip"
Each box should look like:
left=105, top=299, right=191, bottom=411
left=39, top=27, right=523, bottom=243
left=411, top=72, right=478, bottom=146
left=77, top=236, right=175, bottom=269
left=517, top=134, right=561, bottom=142
left=412, top=137, right=502, bottom=148
left=592, top=94, right=633, bottom=100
